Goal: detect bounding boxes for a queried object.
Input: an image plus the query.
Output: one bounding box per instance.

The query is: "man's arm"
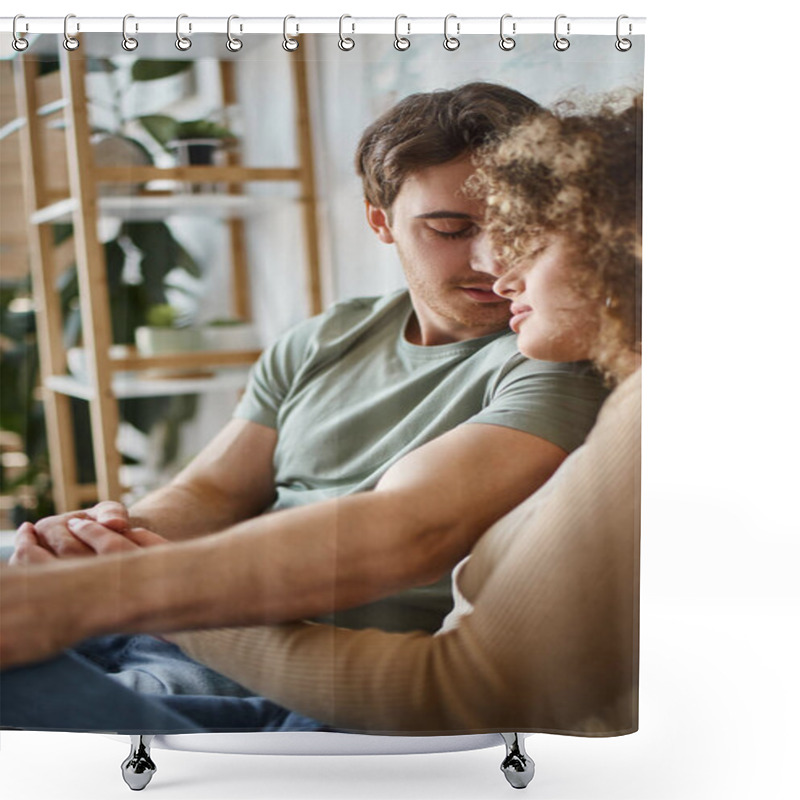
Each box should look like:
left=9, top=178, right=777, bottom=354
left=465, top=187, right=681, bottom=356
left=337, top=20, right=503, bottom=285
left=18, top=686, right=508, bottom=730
left=1, top=423, right=564, bottom=667
left=10, top=419, right=277, bottom=563
left=126, top=418, right=277, bottom=541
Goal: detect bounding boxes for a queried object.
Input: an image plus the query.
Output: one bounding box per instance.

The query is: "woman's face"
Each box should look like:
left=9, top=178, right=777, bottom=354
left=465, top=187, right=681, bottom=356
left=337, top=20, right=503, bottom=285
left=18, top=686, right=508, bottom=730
left=477, top=232, right=600, bottom=363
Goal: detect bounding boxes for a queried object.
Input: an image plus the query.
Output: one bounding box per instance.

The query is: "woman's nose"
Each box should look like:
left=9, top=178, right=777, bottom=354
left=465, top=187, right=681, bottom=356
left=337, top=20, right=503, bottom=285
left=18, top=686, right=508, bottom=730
left=492, top=272, right=514, bottom=299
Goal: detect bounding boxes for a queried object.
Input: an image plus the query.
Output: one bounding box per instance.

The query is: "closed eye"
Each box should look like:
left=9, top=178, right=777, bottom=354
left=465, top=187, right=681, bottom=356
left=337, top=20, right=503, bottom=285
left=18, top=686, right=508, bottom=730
left=428, top=223, right=480, bottom=240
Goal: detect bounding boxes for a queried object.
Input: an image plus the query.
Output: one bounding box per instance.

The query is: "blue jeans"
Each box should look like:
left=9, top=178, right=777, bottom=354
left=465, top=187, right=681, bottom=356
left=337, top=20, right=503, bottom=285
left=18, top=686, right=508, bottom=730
left=0, top=638, right=325, bottom=734
left=74, top=634, right=259, bottom=696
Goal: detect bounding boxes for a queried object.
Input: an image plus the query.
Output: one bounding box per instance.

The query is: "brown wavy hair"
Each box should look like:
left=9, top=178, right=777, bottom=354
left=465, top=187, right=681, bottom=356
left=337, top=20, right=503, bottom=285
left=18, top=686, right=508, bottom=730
left=469, top=95, right=643, bottom=380
left=356, top=82, right=544, bottom=212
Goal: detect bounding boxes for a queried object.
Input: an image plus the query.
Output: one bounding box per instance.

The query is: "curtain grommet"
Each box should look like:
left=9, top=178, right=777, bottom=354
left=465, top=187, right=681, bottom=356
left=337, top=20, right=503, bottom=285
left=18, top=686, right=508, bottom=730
left=443, top=14, right=460, bottom=51
left=553, top=14, right=570, bottom=51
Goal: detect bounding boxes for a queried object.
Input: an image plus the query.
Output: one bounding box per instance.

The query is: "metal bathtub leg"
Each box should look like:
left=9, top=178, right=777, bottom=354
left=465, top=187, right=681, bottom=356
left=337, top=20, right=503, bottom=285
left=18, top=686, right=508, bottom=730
left=500, top=733, right=535, bottom=789
left=121, top=735, right=157, bottom=791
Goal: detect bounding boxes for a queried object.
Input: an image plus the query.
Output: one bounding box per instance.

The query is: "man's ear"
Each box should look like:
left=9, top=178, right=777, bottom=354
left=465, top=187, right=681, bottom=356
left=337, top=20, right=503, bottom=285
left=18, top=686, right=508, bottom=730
left=365, top=201, right=395, bottom=244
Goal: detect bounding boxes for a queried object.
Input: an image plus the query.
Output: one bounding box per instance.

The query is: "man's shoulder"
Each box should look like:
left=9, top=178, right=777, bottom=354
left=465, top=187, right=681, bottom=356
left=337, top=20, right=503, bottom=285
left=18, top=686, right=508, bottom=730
left=321, top=289, right=409, bottom=323
left=311, top=289, right=410, bottom=342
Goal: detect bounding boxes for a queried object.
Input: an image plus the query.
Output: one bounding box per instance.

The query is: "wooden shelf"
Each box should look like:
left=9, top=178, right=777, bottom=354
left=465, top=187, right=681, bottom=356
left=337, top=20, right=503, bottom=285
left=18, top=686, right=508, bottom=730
left=95, top=166, right=302, bottom=183
left=15, top=53, right=321, bottom=510
left=32, top=194, right=282, bottom=225
left=46, top=369, right=251, bottom=401
left=110, top=348, right=261, bottom=372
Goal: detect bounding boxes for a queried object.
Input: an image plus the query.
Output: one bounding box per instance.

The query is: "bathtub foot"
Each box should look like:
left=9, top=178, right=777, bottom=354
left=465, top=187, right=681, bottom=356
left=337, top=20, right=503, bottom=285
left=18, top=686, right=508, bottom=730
left=121, top=735, right=157, bottom=791
left=500, top=733, right=535, bottom=789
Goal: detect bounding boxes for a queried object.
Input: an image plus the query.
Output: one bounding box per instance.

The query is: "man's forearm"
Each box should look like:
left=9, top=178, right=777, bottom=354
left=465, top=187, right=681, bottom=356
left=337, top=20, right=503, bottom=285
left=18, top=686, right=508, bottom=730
left=126, top=418, right=277, bottom=543
left=40, top=489, right=465, bottom=646
left=128, top=480, right=258, bottom=542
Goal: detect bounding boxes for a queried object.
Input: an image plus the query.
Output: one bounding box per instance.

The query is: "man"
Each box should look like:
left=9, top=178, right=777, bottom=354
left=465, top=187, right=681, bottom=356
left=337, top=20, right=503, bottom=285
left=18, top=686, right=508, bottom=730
left=1, top=84, right=606, bottom=728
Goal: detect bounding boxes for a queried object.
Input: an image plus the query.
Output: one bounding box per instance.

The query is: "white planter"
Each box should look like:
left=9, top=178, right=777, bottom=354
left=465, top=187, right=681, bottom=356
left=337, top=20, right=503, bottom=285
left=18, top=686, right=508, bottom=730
left=135, top=326, right=202, bottom=356
left=200, top=324, right=260, bottom=351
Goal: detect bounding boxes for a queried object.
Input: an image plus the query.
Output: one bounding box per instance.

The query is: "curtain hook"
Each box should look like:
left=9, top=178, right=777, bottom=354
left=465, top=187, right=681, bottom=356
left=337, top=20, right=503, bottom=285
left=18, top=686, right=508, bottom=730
left=63, top=13, right=80, bottom=51
left=394, top=15, right=410, bottom=50
left=283, top=15, right=299, bottom=51
left=615, top=14, right=632, bottom=51
left=499, top=14, right=516, bottom=51
left=443, top=14, right=460, bottom=51
left=553, top=14, right=570, bottom=51
left=122, top=14, right=139, bottom=51
left=227, top=15, right=243, bottom=51
left=338, top=14, right=355, bottom=51
left=12, top=14, right=29, bottom=51
left=175, top=14, right=192, bottom=51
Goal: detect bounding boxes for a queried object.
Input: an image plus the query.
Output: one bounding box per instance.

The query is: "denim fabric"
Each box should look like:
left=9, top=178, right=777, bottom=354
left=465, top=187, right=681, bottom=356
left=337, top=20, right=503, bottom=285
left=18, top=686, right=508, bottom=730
left=75, top=634, right=258, bottom=697
left=0, top=649, right=326, bottom=734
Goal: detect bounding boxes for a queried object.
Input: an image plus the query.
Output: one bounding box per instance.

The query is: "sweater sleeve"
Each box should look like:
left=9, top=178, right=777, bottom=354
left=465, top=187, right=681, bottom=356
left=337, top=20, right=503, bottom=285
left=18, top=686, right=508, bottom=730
left=169, top=371, right=641, bottom=737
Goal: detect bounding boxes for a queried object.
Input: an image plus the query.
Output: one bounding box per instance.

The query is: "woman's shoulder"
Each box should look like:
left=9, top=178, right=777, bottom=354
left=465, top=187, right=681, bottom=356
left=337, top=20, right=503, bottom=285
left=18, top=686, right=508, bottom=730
left=461, top=368, right=641, bottom=600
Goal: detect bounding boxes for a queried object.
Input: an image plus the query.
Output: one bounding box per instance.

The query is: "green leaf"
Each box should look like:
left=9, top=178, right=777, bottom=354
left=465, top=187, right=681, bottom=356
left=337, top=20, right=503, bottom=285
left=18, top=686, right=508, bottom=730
left=131, top=60, right=193, bottom=82
left=137, top=114, right=180, bottom=148
left=175, top=119, right=236, bottom=141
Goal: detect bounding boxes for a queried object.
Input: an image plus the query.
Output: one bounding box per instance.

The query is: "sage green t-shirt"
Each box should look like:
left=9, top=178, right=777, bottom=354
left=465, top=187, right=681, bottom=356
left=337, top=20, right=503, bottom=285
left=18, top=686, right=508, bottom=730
left=234, top=290, right=608, bottom=632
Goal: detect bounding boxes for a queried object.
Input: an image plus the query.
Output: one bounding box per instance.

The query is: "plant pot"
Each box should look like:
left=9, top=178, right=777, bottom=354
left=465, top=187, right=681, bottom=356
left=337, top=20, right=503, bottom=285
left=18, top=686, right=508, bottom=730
left=134, top=326, right=202, bottom=356
left=169, top=138, right=227, bottom=193
left=169, top=138, right=221, bottom=166
left=201, top=323, right=260, bottom=352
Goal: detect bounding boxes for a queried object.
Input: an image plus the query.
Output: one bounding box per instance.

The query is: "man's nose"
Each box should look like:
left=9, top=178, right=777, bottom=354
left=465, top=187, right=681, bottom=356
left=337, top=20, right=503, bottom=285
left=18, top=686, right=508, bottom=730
left=470, top=231, right=500, bottom=276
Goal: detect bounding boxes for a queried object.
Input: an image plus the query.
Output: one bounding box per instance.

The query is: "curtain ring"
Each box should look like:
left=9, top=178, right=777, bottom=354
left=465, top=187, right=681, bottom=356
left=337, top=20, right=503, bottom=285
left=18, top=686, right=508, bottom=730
left=122, top=14, right=139, bottom=51
left=226, top=15, right=243, bottom=51
left=175, top=14, right=192, bottom=50
left=12, top=15, right=29, bottom=51
left=553, top=14, right=570, bottom=51
left=615, top=14, right=632, bottom=51
left=338, top=15, right=355, bottom=51
left=63, top=13, right=80, bottom=51
left=499, top=14, right=516, bottom=51
left=394, top=15, right=410, bottom=50
left=443, top=14, right=460, bottom=51
left=283, top=15, right=299, bottom=51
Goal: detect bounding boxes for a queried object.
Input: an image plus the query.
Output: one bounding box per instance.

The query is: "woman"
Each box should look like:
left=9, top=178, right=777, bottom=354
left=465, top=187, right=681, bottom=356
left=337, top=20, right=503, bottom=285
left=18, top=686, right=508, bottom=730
left=165, top=95, right=643, bottom=736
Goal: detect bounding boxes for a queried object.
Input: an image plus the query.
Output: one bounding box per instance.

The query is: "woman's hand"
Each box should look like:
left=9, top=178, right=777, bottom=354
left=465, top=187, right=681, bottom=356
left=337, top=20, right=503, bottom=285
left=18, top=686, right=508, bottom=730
left=65, top=518, right=168, bottom=554
left=10, top=501, right=132, bottom=564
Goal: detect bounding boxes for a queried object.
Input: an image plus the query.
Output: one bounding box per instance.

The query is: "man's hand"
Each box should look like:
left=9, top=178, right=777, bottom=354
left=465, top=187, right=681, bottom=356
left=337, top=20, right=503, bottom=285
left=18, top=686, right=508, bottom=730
left=10, top=501, right=132, bottom=565
left=0, top=522, right=168, bottom=670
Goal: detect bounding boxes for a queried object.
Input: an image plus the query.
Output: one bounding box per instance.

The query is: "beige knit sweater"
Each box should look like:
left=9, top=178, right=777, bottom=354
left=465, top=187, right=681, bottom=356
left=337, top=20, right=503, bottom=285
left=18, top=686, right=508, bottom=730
left=169, top=369, right=641, bottom=737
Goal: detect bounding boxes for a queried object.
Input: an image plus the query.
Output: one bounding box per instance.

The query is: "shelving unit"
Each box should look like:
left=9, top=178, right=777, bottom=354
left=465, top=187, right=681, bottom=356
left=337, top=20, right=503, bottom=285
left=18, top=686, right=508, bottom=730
left=13, top=46, right=322, bottom=511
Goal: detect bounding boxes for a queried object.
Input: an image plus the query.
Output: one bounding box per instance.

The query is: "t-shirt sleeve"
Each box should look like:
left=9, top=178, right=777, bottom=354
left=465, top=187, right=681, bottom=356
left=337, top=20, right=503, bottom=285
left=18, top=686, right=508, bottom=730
left=466, top=357, right=610, bottom=454
left=233, top=316, right=323, bottom=428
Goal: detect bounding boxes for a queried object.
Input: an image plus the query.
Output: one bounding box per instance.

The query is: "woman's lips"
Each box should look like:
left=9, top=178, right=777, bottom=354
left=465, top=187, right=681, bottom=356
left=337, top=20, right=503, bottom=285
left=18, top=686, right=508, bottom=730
left=509, top=306, right=533, bottom=332
left=460, top=286, right=507, bottom=304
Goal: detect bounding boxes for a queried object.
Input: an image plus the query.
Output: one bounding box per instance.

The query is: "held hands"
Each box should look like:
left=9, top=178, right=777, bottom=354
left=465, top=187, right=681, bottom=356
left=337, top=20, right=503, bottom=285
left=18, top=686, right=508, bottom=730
left=2, top=511, right=167, bottom=670
left=10, top=501, right=167, bottom=565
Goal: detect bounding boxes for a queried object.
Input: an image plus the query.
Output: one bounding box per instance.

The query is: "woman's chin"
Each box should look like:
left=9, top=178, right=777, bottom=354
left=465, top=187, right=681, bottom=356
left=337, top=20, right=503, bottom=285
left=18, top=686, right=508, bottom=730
left=516, top=336, right=590, bottom=364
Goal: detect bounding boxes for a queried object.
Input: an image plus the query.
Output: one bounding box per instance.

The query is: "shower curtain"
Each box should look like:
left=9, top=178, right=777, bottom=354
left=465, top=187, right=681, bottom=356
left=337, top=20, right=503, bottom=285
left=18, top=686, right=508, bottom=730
left=0, top=25, right=644, bottom=740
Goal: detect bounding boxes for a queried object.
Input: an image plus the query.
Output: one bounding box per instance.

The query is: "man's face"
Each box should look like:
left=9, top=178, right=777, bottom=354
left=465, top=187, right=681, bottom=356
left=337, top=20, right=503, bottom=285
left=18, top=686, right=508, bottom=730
left=366, top=155, right=510, bottom=345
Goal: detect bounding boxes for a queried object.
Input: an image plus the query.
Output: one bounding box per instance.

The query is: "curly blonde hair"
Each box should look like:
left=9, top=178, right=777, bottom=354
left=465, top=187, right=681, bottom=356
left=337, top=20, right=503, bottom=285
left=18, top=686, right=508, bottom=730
left=469, top=95, right=642, bottom=381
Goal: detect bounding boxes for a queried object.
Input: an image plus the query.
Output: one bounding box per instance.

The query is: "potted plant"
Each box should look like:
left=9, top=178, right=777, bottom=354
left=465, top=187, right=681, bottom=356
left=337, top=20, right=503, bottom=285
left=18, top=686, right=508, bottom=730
left=201, top=318, right=260, bottom=351
left=135, top=303, right=201, bottom=356
left=137, top=115, right=236, bottom=162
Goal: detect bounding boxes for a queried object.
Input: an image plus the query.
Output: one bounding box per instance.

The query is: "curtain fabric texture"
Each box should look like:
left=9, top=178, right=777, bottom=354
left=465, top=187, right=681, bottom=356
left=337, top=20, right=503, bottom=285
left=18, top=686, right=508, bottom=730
left=0, top=31, right=644, bottom=738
